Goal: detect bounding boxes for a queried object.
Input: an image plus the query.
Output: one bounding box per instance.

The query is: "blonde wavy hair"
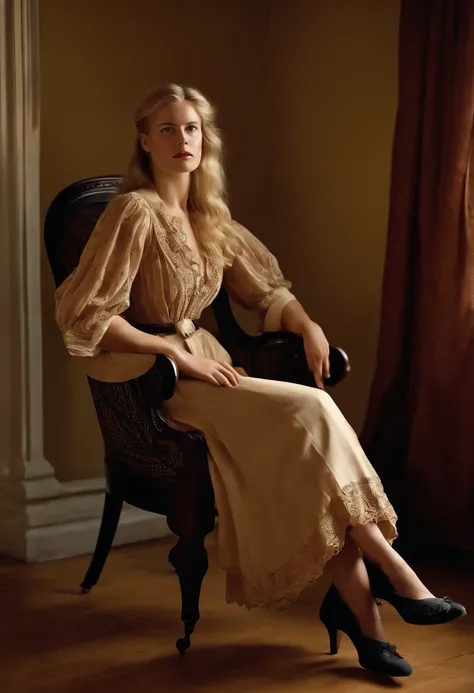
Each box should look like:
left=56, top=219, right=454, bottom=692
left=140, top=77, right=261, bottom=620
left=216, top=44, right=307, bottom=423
left=120, top=84, right=235, bottom=264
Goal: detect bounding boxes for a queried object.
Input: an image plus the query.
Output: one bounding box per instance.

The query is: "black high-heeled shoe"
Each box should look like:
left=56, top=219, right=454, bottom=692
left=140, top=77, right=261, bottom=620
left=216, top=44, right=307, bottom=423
left=365, top=560, right=467, bottom=625
left=319, top=585, right=413, bottom=677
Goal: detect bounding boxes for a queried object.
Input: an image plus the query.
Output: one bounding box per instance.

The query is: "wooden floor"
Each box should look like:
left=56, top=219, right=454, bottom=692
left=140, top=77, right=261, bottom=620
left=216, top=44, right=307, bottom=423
left=1, top=536, right=473, bottom=693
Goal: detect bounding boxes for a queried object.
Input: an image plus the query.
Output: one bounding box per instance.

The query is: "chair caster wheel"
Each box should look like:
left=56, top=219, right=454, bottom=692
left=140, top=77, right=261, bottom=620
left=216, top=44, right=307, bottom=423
left=176, top=635, right=191, bottom=654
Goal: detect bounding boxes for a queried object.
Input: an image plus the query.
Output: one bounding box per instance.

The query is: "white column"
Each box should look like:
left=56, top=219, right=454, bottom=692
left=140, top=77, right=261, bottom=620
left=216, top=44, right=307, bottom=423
left=0, top=0, right=168, bottom=561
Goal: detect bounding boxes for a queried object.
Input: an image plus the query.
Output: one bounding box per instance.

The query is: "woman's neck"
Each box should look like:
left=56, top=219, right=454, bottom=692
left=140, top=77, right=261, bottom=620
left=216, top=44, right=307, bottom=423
left=153, top=169, right=191, bottom=215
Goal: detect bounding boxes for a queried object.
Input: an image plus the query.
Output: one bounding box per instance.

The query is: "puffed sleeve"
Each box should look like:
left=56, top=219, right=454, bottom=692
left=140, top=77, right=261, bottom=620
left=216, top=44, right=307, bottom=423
left=223, top=221, right=297, bottom=332
left=54, top=193, right=151, bottom=358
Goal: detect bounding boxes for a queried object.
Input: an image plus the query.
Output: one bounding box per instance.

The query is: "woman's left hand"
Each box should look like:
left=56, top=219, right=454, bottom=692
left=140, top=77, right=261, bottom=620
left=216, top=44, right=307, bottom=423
left=302, top=322, right=330, bottom=389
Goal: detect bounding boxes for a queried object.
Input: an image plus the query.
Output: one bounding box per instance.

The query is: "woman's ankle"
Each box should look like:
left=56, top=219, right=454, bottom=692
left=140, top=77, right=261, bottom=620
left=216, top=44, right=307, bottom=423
left=349, top=598, right=386, bottom=641
left=374, top=555, right=434, bottom=600
left=335, top=584, right=387, bottom=641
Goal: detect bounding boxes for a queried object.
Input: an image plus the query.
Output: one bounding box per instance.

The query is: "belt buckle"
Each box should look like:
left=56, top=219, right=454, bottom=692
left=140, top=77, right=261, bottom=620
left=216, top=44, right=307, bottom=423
left=175, top=318, right=197, bottom=338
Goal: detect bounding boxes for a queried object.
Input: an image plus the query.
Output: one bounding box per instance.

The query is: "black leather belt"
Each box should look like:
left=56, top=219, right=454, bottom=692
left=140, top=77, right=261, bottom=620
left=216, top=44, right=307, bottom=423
left=131, top=321, right=200, bottom=335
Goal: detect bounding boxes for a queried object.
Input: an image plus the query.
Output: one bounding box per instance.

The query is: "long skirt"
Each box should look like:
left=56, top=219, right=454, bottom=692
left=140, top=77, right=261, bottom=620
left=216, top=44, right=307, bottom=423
left=159, top=328, right=398, bottom=610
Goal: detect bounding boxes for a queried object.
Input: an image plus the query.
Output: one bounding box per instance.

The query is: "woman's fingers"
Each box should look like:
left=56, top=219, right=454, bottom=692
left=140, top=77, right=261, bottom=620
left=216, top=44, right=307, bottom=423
left=210, top=372, right=231, bottom=387
left=209, top=375, right=224, bottom=387
left=323, top=353, right=331, bottom=379
left=219, top=368, right=234, bottom=386
left=220, top=362, right=240, bottom=387
left=204, top=362, right=240, bottom=387
left=308, top=350, right=330, bottom=389
left=310, top=357, right=325, bottom=389
left=221, top=361, right=241, bottom=377
left=313, top=371, right=325, bottom=389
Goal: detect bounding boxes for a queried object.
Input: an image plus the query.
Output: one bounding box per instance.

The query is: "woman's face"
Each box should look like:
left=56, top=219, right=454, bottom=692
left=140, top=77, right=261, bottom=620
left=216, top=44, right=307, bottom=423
left=140, top=100, right=203, bottom=177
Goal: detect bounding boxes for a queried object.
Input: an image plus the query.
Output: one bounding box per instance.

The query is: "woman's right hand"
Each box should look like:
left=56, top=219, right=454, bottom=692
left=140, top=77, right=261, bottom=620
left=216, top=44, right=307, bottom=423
left=172, top=350, right=241, bottom=387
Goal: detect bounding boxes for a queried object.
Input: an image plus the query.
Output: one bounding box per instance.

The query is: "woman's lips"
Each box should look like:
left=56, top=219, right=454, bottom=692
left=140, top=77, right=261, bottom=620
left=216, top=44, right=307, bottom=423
left=173, top=152, right=193, bottom=159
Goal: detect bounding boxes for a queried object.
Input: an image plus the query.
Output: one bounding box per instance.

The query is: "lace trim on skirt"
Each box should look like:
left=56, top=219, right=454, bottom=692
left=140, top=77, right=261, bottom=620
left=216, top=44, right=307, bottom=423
left=225, top=476, right=398, bottom=610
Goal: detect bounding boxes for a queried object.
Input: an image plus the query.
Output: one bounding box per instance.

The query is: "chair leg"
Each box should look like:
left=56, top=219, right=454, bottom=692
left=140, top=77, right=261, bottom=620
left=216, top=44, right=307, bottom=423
left=167, top=435, right=216, bottom=654
left=169, top=536, right=209, bottom=654
left=80, top=492, right=123, bottom=593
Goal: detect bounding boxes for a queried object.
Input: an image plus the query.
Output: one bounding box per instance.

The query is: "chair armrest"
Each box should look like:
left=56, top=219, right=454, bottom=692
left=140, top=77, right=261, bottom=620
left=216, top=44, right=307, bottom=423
left=225, top=331, right=350, bottom=388
left=137, top=353, right=179, bottom=408
left=136, top=354, right=206, bottom=440
left=212, top=286, right=350, bottom=388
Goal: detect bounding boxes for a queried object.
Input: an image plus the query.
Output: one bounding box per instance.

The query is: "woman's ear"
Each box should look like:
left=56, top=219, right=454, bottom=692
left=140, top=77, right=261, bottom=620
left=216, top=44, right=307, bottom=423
left=140, top=133, right=150, bottom=152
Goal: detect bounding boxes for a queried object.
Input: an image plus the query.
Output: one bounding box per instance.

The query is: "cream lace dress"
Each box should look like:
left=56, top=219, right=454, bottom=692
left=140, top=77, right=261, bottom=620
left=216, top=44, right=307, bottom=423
left=55, top=188, right=398, bottom=610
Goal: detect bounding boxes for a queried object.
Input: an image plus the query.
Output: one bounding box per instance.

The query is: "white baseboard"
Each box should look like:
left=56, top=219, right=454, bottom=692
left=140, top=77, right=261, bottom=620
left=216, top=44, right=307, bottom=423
left=0, top=473, right=172, bottom=563
left=25, top=505, right=171, bottom=563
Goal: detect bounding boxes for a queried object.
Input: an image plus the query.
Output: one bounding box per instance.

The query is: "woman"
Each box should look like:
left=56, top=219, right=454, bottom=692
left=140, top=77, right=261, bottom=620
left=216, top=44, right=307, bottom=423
left=54, top=85, right=466, bottom=677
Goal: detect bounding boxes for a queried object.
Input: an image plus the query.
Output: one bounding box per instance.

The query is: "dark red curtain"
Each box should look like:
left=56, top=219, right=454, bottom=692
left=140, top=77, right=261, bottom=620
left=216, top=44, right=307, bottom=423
left=362, top=0, right=474, bottom=551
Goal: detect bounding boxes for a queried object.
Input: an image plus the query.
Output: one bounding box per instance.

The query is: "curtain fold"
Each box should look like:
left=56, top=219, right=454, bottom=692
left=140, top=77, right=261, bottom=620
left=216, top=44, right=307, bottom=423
left=361, top=0, right=474, bottom=551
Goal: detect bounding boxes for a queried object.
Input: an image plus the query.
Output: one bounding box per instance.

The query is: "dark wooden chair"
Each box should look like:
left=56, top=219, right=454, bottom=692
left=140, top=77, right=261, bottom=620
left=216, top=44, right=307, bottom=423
left=44, top=176, right=350, bottom=654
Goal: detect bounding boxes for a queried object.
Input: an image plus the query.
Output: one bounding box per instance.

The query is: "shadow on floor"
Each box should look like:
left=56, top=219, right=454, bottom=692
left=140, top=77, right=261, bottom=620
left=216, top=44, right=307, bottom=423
left=57, top=642, right=402, bottom=693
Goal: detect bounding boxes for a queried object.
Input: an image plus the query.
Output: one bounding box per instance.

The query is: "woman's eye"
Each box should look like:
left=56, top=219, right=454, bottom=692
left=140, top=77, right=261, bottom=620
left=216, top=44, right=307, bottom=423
left=161, top=127, right=173, bottom=134
left=186, top=125, right=198, bottom=132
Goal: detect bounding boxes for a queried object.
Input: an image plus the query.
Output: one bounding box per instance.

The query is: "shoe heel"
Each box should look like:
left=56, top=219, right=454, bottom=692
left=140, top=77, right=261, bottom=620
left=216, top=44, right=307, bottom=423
left=325, top=625, right=341, bottom=655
